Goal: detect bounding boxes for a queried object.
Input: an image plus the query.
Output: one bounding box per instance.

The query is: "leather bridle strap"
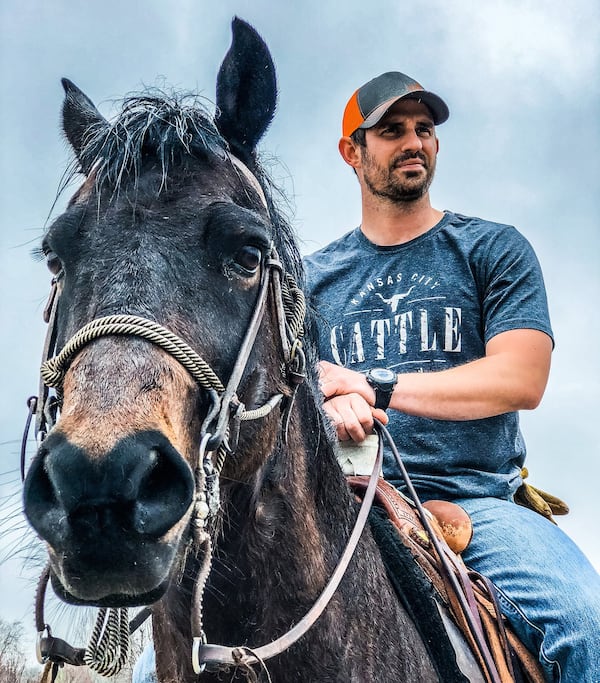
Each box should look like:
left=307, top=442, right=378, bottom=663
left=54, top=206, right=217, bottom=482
left=206, top=252, right=276, bottom=450
left=35, top=247, right=299, bottom=459
left=191, top=433, right=384, bottom=673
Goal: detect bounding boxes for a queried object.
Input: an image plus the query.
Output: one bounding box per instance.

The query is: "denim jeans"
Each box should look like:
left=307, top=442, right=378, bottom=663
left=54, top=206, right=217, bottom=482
left=453, top=496, right=600, bottom=683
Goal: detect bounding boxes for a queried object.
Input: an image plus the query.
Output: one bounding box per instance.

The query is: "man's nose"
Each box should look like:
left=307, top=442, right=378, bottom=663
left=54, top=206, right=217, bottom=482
left=400, top=128, right=423, bottom=151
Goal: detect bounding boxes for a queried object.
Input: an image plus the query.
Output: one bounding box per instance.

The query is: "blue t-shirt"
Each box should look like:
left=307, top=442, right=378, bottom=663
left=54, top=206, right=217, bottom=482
left=304, top=211, right=553, bottom=500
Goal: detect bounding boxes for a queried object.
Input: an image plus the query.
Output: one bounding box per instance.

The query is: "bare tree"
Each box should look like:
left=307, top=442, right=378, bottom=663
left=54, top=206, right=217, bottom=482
left=0, top=619, right=28, bottom=683
left=0, top=616, right=153, bottom=683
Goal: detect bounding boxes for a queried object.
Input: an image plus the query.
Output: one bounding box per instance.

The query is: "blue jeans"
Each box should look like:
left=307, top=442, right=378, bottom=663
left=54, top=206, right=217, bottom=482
left=132, top=641, right=157, bottom=683
left=453, top=496, right=600, bottom=683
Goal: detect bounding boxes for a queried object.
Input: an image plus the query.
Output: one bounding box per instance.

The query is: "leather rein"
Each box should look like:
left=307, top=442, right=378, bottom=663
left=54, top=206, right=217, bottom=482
left=24, top=266, right=503, bottom=682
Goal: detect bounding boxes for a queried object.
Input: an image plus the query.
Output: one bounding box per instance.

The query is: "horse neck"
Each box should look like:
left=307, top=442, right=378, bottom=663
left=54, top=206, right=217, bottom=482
left=215, top=384, right=356, bottom=595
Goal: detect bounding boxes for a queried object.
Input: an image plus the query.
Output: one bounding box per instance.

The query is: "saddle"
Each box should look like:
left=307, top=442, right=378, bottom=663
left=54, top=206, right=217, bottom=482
left=347, top=476, right=545, bottom=683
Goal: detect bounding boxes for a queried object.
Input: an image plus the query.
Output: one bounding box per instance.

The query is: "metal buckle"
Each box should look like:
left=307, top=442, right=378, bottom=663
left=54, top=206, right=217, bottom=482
left=191, top=633, right=207, bottom=674
left=36, top=625, right=51, bottom=664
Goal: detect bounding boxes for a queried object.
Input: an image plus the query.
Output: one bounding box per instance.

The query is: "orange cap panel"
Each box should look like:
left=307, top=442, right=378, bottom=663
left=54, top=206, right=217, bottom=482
left=342, top=90, right=365, bottom=137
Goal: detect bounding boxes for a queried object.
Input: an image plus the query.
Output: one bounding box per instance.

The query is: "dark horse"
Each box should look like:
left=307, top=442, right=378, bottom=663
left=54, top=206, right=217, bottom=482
left=23, top=19, right=443, bottom=682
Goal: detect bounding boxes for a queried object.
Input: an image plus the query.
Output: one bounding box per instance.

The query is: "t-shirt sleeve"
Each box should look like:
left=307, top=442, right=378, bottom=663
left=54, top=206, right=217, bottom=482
left=480, top=226, right=553, bottom=344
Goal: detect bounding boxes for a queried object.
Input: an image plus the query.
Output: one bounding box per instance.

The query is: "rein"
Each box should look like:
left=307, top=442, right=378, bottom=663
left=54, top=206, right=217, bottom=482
left=25, top=293, right=505, bottom=683
left=192, top=429, right=384, bottom=674
left=23, top=248, right=504, bottom=682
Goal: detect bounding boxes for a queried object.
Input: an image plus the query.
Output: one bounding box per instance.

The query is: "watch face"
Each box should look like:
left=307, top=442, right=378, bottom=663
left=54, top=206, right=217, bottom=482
left=368, top=368, right=396, bottom=384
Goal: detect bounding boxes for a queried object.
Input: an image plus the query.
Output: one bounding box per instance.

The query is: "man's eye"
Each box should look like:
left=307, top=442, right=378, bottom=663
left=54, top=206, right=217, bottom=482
left=232, top=245, right=262, bottom=275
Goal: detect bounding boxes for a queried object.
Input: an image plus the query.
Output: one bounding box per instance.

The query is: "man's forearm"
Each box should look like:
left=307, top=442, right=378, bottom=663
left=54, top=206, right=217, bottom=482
left=320, top=329, right=553, bottom=422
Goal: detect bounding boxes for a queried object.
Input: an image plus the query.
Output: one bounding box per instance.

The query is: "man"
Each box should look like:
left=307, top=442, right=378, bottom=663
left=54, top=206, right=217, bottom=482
left=304, top=71, right=600, bottom=682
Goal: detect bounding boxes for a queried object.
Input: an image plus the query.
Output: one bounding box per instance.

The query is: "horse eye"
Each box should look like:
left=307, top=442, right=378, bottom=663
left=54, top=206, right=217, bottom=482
left=233, top=245, right=262, bottom=275
left=45, top=250, right=63, bottom=276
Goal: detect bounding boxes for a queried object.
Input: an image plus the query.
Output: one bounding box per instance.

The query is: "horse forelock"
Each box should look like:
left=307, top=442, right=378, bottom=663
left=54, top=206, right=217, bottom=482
left=61, top=89, right=300, bottom=264
left=67, top=90, right=224, bottom=195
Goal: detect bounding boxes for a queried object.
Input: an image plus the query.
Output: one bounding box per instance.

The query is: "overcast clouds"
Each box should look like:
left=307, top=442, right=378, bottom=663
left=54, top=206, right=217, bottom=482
left=1, top=0, right=598, bottom=659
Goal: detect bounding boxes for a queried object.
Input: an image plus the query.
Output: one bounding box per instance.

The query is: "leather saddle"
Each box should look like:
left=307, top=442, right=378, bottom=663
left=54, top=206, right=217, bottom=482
left=348, top=475, right=545, bottom=683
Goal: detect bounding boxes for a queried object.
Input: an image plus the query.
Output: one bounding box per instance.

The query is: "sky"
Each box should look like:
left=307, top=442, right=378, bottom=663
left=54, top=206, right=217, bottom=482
left=1, top=0, right=598, bottom=663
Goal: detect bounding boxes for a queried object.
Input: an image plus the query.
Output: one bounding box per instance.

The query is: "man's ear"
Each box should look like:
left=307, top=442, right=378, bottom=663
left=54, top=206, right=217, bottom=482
left=338, top=136, right=362, bottom=169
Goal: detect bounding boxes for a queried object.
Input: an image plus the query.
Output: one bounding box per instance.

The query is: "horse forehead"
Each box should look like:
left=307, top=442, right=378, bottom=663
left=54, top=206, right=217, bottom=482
left=68, top=157, right=266, bottom=223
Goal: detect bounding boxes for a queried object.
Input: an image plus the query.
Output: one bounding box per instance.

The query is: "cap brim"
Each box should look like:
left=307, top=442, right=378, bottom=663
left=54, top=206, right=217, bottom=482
left=359, top=90, right=449, bottom=128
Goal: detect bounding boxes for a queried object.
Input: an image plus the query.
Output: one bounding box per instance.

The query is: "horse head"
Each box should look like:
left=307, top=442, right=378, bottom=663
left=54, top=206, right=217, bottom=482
left=23, top=18, right=303, bottom=610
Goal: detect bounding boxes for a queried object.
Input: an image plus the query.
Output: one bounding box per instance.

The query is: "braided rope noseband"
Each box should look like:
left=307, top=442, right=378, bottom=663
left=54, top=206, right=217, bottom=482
left=41, top=315, right=225, bottom=392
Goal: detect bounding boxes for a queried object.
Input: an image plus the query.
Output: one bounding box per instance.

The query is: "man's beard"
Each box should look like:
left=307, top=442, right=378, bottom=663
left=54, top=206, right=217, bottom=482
left=362, top=150, right=435, bottom=202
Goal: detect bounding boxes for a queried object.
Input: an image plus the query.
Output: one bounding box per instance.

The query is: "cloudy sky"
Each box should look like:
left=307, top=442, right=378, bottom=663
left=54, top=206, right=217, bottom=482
left=1, top=0, right=598, bottom=661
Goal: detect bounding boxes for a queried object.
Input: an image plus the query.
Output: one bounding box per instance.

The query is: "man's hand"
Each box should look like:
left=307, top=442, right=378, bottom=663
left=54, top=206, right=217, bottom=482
left=319, top=361, right=388, bottom=442
left=319, top=360, right=374, bottom=403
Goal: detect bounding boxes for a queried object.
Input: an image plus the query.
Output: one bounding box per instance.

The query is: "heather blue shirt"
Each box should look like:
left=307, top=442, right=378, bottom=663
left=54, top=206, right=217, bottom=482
left=304, top=211, right=553, bottom=500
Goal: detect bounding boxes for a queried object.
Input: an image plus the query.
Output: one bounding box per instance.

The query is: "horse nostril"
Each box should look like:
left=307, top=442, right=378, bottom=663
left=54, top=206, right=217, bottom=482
left=23, top=444, right=65, bottom=542
left=23, top=430, right=195, bottom=546
left=133, top=444, right=195, bottom=537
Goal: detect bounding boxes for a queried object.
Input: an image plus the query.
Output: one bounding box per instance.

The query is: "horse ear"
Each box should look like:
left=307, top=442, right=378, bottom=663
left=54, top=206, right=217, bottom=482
left=215, top=17, right=277, bottom=161
left=61, top=78, right=108, bottom=174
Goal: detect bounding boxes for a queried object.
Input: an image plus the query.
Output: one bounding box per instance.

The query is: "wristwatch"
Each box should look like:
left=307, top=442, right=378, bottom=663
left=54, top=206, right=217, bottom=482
left=365, top=368, right=398, bottom=410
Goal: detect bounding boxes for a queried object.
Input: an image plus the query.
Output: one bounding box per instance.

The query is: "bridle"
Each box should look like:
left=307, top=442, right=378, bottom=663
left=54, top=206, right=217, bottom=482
left=35, top=246, right=306, bottom=451
left=23, top=159, right=382, bottom=681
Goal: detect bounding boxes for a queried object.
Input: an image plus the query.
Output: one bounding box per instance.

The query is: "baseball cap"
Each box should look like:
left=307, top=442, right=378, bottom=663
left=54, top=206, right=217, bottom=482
left=342, top=71, right=449, bottom=137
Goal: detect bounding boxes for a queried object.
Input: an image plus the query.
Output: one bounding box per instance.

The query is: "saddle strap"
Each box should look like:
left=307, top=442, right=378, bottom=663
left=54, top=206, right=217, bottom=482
left=439, top=550, right=508, bottom=683
left=473, top=584, right=545, bottom=683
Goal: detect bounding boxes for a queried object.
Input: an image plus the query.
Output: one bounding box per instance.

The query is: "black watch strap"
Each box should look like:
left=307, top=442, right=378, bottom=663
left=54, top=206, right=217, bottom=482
left=373, top=387, right=394, bottom=410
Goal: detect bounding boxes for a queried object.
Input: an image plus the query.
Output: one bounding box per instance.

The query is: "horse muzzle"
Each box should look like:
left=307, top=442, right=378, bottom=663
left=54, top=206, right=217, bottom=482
left=23, top=428, right=195, bottom=605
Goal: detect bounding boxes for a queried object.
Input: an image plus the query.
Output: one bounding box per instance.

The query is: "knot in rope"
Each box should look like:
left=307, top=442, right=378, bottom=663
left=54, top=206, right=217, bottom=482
left=84, top=607, right=130, bottom=677
left=281, top=273, right=306, bottom=343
